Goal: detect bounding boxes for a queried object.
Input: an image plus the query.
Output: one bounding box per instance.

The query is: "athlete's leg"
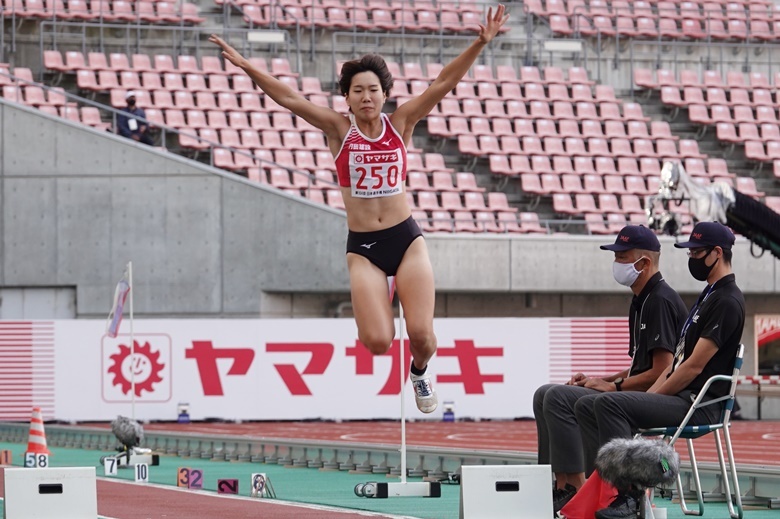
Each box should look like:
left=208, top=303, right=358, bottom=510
left=395, top=237, right=436, bottom=370
left=347, top=253, right=395, bottom=355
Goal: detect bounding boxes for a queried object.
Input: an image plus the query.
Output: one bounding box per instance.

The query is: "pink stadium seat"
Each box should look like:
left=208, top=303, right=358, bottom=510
left=583, top=174, right=606, bottom=194
left=634, top=68, right=656, bottom=90
left=523, top=136, right=544, bottom=155
left=622, top=103, right=650, bottom=122
left=574, top=101, right=597, bottom=120
left=639, top=157, right=660, bottom=177
left=173, top=91, right=195, bottom=110
left=474, top=211, right=502, bottom=233
left=427, top=211, right=451, bottom=232
left=554, top=157, right=576, bottom=175
left=500, top=136, right=523, bottom=155
left=683, top=158, right=707, bottom=177
left=489, top=155, right=513, bottom=176
left=487, top=192, right=517, bottom=213
left=612, top=158, right=638, bottom=179
left=571, top=85, right=594, bottom=103
left=556, top=120, right=579, bottom=139
left=128, top=54, right=153, bottom=74
left=599, top=194, right=622, bottom=214
left=441, top=191, right=467, bottom=212
left=581, top=120, right=604, bottom=139
left=588, top=137, right=612, bottom=157
left=238, top=129, right=261, bottom=149
left=585, top=213, right=610, bottom=234
left=558, top=173, right=582, bottom=193
left=612, top=138, right=637, bottom=158
left=592, top=156, right=615, bottom=176
left=544, top=138, right=565, bottom=156
left=605, top=121, right=627, bottom=139
left=491, top=119, right=514, bottom=138
left=606, top=213, right=628, bottom=233
left=518, top=212, right=547, bottom=234
left=572, top=156, right=594, bottom=175
left=463, top=192, right=488, bottom=212
left=454, top=172, right=483, bottom=192
left=574, top=193, right=599, bottom=214
left=541, top=173, right=563, bottom=193
left=735, top=176, right=764, bottom=197
left=429, top=172, right=456, bottom=192
left=656, top=69, right=681, bottom=88
left=621, top=194, right=645, bottom=214
left=76, top=70, right=99, bottom=91
left=520, top=173, right=544, bottom=195
left=533, top=157, right=555, bottom=175
left=553, top=193, right=577, bottom=215
left=623, top=175, right=647, bottom=195
left=509, top=155, right=532, bottom=175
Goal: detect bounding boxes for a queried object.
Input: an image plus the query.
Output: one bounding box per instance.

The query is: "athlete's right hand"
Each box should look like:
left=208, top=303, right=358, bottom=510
left=209, top=34, right=249, bottom=70
left=566, top=372, right=587, bottom=386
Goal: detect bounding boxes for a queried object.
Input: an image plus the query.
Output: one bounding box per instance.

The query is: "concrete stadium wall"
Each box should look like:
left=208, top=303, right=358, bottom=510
left=0, top=99, right=350, bottom=317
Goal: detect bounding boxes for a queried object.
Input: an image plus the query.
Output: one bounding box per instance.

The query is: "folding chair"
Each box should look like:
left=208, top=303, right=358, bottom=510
left=636, top=343, right=744, bottom=519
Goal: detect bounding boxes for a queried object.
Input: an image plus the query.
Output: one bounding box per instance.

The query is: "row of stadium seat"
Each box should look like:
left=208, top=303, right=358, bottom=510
left=491, top=155, right=733, bottom=178
left=44, top=50, right=296, bottom=77
left=635, top=67, right=780, bottom=90
left=526, top=0, right=775, bottom=19
left=235, top=2, right=490, bottom=32
left=1, top=0, right=204, bottom=24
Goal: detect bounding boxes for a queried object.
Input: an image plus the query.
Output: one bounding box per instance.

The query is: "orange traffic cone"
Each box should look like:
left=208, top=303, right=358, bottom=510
left=26, top=407, right=50, bottom=455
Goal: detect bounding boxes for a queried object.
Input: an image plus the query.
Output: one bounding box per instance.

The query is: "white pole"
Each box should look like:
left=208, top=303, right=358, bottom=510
left=128, top=261, right=135, bottom=422
left=399, top=302, right=407, bottom=485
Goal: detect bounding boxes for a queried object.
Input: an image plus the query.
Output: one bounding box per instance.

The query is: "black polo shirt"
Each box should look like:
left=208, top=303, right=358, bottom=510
left=627, top=272, right=688, bottom=376
left=672, top=274, right=745, bottom=398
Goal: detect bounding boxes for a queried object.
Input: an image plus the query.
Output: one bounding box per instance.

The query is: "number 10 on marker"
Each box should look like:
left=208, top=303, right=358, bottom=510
left=135, top=463, right=149, bottom=483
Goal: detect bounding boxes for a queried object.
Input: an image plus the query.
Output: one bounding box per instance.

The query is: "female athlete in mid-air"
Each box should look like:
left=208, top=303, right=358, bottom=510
left=210, top=5, right=509, bottom=412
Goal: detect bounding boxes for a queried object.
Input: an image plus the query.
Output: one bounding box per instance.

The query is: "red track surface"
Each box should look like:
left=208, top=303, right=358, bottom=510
left=86, top=419, right=780, bottom=466
left=10, top=420, right=780, bottom=518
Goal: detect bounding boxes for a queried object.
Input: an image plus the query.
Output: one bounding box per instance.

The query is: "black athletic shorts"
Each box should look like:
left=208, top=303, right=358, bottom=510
left=346, top=216, right=423, bottom=276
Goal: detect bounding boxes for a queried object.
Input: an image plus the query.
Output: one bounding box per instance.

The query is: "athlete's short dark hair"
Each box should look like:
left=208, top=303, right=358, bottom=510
left=338, top=54, right=394, bottom=96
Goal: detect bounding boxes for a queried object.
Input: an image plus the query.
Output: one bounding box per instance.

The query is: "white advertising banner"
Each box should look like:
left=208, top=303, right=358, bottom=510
left=0, top=318, right=632, bottom=422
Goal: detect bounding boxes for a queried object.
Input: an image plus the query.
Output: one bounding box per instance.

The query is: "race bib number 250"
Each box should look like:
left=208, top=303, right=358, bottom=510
left=349, top=150, right=404, bottom=198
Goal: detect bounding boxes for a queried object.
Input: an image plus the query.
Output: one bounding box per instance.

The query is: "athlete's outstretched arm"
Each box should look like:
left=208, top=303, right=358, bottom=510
left=209, top=35, right=348, bottom=143
left=390, top=4, right=509, bottom=141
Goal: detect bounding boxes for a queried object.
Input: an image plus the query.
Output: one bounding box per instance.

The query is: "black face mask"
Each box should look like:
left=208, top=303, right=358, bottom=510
left=127, top=99, right=136, bottom=106
left=688, top=248, right=718, bottom=281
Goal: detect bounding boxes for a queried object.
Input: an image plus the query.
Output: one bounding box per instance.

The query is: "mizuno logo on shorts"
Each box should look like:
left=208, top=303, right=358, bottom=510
left=360, top=242, right=377, bottom=249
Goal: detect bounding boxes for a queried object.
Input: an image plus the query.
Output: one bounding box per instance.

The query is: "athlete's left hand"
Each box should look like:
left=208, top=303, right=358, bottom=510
left=477, top=4, right=509, bottom=44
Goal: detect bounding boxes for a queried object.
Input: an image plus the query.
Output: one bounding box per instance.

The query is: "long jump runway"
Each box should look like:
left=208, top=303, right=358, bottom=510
left=2, top=420, right=779, bottom=518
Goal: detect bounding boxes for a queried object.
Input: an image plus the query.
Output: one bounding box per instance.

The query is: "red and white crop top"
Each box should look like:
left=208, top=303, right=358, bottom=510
left=334, top=113, right=407, bottom=198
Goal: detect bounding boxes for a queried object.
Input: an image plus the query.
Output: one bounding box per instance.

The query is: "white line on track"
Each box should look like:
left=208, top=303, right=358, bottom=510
left=98, top=477, right=420, bottom=518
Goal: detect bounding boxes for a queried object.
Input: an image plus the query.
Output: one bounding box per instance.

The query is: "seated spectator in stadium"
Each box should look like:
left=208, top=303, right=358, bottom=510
left=117, top=91, right=153, bottom=145
left=210, top=7, right=509, bottom=414
left=578, top=221, right=745, bottom=519
left=534, top=225, right=686, bottom=513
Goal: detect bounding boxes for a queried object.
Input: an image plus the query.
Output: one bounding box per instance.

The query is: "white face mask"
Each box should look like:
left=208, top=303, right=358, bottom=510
left=612, top=257, right=646, bottom=287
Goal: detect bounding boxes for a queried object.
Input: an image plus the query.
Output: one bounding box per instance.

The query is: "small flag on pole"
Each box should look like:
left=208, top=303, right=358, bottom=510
left=106, top=266, right=131, bottom=338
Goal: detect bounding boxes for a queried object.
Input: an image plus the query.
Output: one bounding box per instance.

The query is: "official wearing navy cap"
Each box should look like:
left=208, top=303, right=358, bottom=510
left=600, top=225, right=661, bottom=253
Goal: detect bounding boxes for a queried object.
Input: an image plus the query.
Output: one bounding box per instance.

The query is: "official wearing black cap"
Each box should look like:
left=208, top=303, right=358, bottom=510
left=580, top=222, right=745, bottom=519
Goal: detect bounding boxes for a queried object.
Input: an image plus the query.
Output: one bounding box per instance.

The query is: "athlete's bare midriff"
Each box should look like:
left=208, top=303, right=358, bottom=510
left=342, top=187, right=412, bottom=232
